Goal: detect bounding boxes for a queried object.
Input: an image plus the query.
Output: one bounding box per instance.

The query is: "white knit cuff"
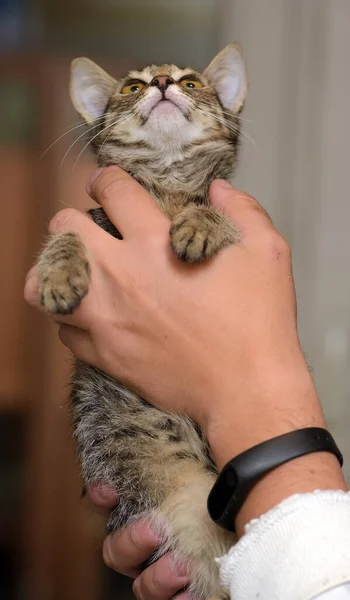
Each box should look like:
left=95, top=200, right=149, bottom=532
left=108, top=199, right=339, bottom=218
left=217, top=490, right=350, bottom=600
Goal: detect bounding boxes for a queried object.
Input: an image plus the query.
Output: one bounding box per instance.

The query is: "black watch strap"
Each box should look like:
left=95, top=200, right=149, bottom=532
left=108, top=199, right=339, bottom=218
left=207, top=427, right=343, bottom=532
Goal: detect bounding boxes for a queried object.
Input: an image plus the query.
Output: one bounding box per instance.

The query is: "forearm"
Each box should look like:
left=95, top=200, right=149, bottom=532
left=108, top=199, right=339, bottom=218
left=205, top=352, right=347, bottom=536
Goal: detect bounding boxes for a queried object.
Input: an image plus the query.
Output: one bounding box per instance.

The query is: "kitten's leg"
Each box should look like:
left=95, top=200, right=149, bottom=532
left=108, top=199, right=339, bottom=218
left=72, top=364, right=233, bottom=599
left=155, top=466, right=234, bottom=600
left=38, top=232, right=90, bottom=314
left=170, top=205, right=239, bottom=263
left=107, top=464, right=234, bottom=600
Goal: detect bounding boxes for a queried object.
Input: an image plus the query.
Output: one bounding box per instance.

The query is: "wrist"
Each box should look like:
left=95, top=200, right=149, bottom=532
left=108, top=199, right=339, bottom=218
left=203, top=361, right=347, bottom=536
left=234, top=451, right=347, bottom=537
left=205, top=359, right=323, bottom=467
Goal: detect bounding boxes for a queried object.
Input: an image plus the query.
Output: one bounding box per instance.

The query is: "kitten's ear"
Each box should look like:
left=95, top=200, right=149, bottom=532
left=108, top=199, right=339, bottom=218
left=204, top=44, right=247, bottom=113
left=70, top=58, right=117, bottom=123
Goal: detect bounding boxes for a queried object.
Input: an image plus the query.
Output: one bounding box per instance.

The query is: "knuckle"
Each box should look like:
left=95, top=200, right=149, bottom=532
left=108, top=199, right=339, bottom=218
left=57, top=324, right=65, bottom=344
left=49, top=208, right=78, bottom=233
left=241, top=191, right=258, bottom=204
left=237, top=192, right=272, bottom=221
left=129, top=522, right=147, bottom=551
left=147, top=229, right=166, bottom=249
left=262, top=230, right=291, bottom=260
left=99, top=180, right=119, bottom=205
left=245, top=195, right=268, bottom=216
left=132, top=578, right=145, bottom=600
left=23, top=275, right=37, bottom=305
left=96, top=170, right=129, bottom=205
left=102, top=537, right=115, bottom=570
left=58, top=324, right=72, bottom=348
left=149, top=564, right=162, bottom=594
left=133, top=570, right=158, bottom=600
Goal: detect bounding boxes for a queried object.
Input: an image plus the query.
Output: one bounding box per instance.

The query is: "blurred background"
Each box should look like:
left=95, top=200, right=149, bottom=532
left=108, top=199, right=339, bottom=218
left=1, top=0, right=349, bottom=598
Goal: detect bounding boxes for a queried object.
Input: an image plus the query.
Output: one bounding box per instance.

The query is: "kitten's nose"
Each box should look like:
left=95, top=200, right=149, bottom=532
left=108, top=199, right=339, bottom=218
left=150, top=76, right=174, bottom=92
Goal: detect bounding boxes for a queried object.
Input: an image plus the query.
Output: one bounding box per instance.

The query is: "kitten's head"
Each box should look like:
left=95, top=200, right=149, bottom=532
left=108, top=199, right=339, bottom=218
left=70, top=45, right=247, bottom=196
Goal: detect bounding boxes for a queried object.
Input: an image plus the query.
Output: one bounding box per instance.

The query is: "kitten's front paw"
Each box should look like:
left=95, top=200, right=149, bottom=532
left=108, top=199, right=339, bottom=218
left=170, top=206, right=238, bottom=263
left=40, top=262, right=89, bottom=315
left=170, top=218, right=214, bottom=262
left=39, top=233, right=90, bottom=315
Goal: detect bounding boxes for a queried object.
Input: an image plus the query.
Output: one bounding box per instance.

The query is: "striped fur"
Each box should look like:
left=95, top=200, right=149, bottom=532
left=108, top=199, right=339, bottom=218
left=38, top=46, right=247, bottom=599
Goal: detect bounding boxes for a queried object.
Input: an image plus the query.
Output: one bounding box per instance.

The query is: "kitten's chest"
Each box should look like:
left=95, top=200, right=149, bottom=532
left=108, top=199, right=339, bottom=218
left=123, top=163, right=210, bottom=219
left=98, top=143, right=221, bottom=215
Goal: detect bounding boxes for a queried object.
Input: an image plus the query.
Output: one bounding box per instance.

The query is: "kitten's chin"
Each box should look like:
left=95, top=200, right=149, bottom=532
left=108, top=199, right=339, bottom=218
left=149, top=100, right=184, bottom=118
left=144, top=100, right=188, bottom=138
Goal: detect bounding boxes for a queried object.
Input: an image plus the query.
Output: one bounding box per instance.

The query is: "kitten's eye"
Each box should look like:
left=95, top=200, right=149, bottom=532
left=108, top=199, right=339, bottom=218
left=121, top=81, right=145, bottom=95
left=180, top=78, right=204, bottom=90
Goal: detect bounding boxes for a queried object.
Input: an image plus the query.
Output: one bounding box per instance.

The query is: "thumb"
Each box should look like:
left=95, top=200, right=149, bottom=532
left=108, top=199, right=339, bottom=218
left=209, top=179, right=273, bottom=231
left=88, top=166, right=169, bottom=238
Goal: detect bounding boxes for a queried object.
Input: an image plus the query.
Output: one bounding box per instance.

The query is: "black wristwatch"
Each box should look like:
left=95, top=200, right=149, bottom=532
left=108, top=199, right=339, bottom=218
left=207, top=427, right=343, bottom=532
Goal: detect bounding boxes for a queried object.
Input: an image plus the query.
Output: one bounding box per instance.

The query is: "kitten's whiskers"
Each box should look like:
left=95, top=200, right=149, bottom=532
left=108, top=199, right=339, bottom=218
left=72, top=113, right=135, bottom=172
left=197, top=107, right=259, bottom=152
left=59, top=119, right=107, bottom=172
left=220, top=110, right=254, bottom=124
left=40, top=116, right=105, bottom=160
left=96, top=129, right=114, bottom=163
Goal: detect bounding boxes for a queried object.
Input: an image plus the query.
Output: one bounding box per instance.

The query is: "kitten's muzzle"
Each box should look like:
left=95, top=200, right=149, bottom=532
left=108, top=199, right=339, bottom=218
left=150, top=76, right=175, bottom=94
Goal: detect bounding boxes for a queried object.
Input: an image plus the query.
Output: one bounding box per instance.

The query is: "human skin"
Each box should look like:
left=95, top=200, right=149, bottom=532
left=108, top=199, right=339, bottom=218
left=24, top=167, right=347, bottom=600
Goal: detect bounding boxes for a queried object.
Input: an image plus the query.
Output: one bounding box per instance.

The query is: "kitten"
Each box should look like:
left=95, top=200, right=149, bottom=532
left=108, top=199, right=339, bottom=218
left=38, top=45, right=247, bottom=599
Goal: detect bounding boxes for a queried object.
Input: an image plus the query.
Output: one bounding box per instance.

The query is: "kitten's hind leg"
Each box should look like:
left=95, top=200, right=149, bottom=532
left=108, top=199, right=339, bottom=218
left=170, top=205, right=239, bottom=263
left=38, top=232, right=90, bottom=314
left=145, top=466, right=235, bottom=600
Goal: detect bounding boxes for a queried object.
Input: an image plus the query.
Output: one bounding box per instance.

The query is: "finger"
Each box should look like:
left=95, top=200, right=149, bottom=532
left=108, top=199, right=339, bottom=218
left=24, top=266, right=44, bottom=312
left=24, top=210, right=115, bottom=315
left=174, top=593, right=193, bottom=600
left=88, top=167, right=169, bottom=238
left=209, top=179, right=274, bottom=234
left=24, top=266, right=94, bottom=330
left=24, top=269, right=89, bottom=327
left=133, top=553, right=190, bottom=600
left=86, top=485, right=119, bottom=518
left=87, top=484, right=119, bottom=509
left=58, top=324, right=96, bottom=360
left=48, top=207, right=114, bottom=252
left=102, top=520, right=160, bottom=578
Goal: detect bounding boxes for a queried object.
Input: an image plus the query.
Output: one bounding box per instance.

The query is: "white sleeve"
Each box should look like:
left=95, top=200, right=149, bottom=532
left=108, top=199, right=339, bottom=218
left=217, top=490, right=350, bottom=600
left=318, top=584, right=350, bottom=599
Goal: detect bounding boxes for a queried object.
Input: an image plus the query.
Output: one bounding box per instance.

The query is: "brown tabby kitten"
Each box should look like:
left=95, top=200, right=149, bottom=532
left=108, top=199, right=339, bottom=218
left=38, top=45, right=248, bottom=599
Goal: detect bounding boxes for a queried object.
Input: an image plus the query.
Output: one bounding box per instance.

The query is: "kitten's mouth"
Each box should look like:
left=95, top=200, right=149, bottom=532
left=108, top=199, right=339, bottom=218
left=140, top=90, right=191, bottom=122
left=151, top=98, right=183, bottom=115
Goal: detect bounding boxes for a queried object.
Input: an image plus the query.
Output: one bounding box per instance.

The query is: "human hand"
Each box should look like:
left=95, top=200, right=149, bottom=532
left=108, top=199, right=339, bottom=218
left=88, top=485, right=191, bottom=600
left=24, top=167, right=307, bottom=452
left=25, top=168, right=346, bottom=533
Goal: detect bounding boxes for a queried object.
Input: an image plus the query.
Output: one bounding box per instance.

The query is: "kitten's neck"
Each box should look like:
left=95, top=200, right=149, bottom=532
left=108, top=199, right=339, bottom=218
left=97, top=136, right=236, bottom=218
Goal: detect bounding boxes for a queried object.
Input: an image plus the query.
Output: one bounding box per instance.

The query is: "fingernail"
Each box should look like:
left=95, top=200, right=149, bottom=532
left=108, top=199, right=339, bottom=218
left=98, top=485, right=118, bottom=502
left=87, top=168, right=104, bottom=195
left=175, top=594, right=196, bottom=600
left=144, top=521, right=161, bottom=544
left=88, top=483, right=118, bottom=507
left=214, top=179, right=233, bottom=190
left=169, top=554, right=189, bottom=578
